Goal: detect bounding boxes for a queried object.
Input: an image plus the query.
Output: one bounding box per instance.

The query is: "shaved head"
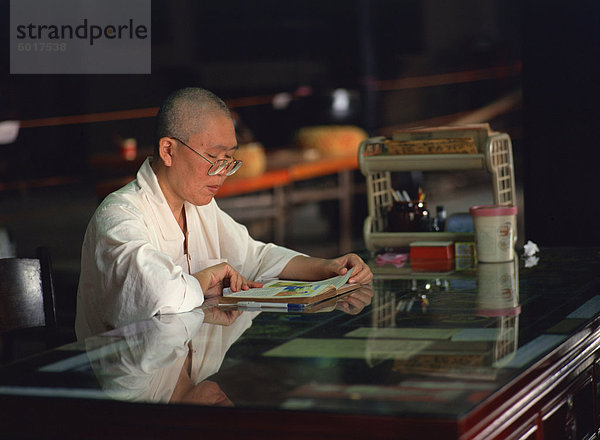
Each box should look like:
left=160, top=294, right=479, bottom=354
left=154, top=88, right=232, bottom=156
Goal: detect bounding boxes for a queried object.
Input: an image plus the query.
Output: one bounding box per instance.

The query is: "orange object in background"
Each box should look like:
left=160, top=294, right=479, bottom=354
left=295, top=125, right=368, bottom=158
left=120, top=138, right=137, bottom=161
left=226, top=142, right=266, bottom=179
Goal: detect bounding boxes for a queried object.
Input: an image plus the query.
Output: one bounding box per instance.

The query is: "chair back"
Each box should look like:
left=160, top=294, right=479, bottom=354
left=0, top=247, right=57, bottom=333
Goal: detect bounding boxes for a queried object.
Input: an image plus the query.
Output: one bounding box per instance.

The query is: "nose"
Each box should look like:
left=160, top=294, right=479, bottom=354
left=213, top=167, right=229, bottom=177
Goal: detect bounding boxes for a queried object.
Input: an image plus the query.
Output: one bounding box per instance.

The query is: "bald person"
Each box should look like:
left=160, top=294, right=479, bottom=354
left=75, top=87, right=372, bottom=339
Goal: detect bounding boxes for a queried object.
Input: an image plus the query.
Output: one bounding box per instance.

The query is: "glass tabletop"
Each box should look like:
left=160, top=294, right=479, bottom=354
left=1, top=247, right=599, bottom=422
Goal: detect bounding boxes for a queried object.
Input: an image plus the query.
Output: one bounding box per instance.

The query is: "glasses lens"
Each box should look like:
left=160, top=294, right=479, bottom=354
left=208, top=160, right=229, bottom=176
left=207, top=160, right=243, bottom=176
left=226, top=161, right=243, bottom=176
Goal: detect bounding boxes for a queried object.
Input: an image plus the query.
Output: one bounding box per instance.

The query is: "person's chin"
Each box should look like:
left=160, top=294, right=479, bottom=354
left=188, top=186, right=220, bottom=206
left=190, top=193, right=215, bottom=206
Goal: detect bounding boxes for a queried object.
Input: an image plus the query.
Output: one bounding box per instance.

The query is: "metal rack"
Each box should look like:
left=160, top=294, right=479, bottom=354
left=358, top=128, right=516, bottom=251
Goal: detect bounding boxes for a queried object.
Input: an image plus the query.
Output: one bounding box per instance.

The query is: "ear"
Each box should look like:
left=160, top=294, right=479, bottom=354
left=157, top=137, right=175, bottom=167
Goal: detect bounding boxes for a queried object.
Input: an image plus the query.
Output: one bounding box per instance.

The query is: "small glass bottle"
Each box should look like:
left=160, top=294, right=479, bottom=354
left=436, top=205, right=447, bottom=232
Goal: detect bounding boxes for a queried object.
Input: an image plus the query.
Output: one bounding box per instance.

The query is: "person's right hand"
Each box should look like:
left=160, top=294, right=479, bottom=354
left=335, top=285, right=374, bottom=315
left=203, top=306, right=243, bottom=326
left=193, top=262, right=263, bottom=298
left=172, top=380, right=234, bottom=407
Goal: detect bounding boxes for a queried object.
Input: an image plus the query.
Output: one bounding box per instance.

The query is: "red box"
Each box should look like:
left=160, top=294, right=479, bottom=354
left=409, top=241, right=455, bottom=260
left=410, top=258, right=454, bottom=272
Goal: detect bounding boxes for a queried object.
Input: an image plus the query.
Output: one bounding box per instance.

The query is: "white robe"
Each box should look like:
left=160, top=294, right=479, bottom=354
left=75, top=158, right=301, bottom=339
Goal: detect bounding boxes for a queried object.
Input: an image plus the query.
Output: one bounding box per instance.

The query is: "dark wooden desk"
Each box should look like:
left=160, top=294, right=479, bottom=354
left=1, top=248, right=600, bottom=439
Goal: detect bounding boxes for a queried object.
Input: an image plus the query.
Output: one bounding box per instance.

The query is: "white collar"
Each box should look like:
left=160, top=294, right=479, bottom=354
left=136, top=157, right=183, bottom=242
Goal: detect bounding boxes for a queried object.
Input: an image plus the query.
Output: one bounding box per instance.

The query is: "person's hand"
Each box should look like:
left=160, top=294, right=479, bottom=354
left=202, top=305, right=243, bottom=326
left=192, top=380, right=234, bottom=407
left=325, top=253, right=373, bottom=285
left=336, top=285, right=374, bottom=314
left=171, top=377, right=233, bottom=407
left=193, top=262, right=263, bottom=298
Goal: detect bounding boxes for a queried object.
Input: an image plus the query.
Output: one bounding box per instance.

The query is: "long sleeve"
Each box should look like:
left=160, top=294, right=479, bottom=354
left=195, top=200, right=303, bottom=282
left=77, top=202, right=204, bottom=336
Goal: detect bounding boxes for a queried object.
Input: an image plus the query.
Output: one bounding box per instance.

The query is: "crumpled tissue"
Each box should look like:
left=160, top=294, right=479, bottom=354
left=523, top=240, right=539, bottom=257
left=522, top=240, right=540, bottom=267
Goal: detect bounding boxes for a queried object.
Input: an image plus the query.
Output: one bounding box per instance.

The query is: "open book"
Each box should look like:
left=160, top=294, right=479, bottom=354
left=219, top=268, right=359, bottom=305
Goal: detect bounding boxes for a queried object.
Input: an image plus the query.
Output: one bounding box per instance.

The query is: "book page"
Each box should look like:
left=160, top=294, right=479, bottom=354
left=222, top=268, right=353, bottom=300
left=224, top=280, right=329, bottom=299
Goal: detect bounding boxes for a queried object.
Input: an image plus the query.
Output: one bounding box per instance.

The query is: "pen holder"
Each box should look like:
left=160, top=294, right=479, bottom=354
left=386, top=200, right=428, bottom=232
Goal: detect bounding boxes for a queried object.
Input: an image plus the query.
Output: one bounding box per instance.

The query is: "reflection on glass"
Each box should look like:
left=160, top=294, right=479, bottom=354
left=327, top=285, right=374, bottom=315
left=366, top=261, right=521, bottom=377
left=83, top=288, right=374, bottom=407
left=85, top=308, right=255, bottom=405
left=475, top=259, right=520, bottom=367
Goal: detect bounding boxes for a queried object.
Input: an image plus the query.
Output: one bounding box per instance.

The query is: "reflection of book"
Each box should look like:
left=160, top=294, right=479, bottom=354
left=225, top=290, right=356, bottom=314
left=219, top=269, right=358, bottom=305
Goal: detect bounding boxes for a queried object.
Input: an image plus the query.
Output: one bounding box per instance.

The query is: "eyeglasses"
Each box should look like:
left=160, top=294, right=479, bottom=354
left=171, top=136, right=243, bottom=176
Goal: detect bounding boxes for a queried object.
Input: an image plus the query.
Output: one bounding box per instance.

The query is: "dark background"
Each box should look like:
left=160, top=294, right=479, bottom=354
left=1, top=0, right=522, bottom=168
left=0, top=0, right=598, bottom=330
left=521, top=0, right=600, bottom=248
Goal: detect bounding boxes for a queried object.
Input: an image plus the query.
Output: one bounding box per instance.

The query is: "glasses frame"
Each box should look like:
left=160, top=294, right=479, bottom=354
left=170, top=136, right=242, bottom=176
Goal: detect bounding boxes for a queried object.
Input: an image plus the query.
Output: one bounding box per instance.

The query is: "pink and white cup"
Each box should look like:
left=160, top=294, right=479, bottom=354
left=470, top=205, right=518, bottom=263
